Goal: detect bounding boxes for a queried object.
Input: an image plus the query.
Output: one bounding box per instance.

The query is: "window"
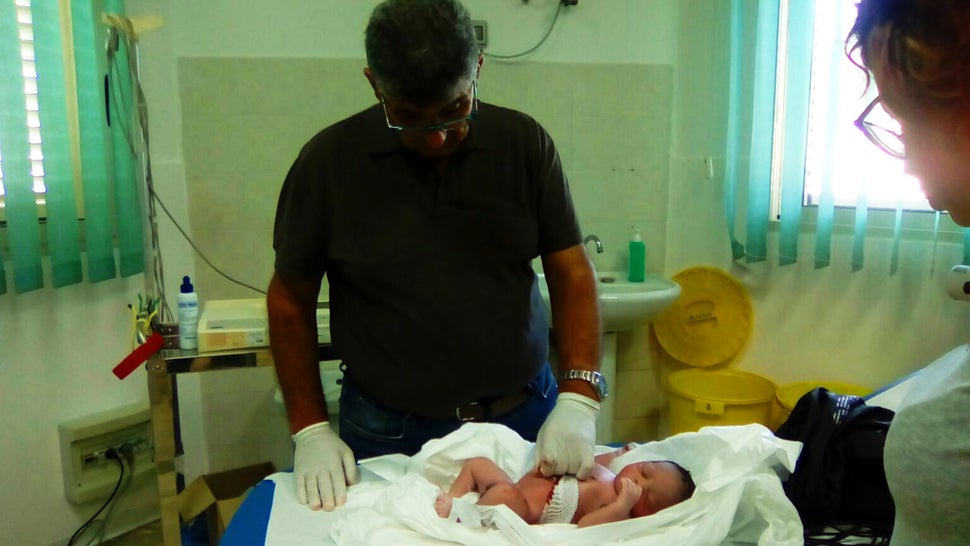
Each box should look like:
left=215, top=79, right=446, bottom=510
left=0, top=0, right=144, bottom=294
left=723, top=0, right=967, bottom=271
left=770, top=0, right=932, bottom=219
left=0, top=0, right=54, bottom=221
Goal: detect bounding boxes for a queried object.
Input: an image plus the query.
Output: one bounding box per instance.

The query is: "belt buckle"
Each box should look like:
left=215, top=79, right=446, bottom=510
left=456, top=400, right=482, bottom=422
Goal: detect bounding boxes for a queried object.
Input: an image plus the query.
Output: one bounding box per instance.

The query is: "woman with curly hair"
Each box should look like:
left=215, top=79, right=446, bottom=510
left=848, top=1, right=970, bottom=544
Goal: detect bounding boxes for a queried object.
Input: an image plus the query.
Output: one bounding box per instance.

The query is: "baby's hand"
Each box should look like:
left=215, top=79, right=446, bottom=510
left=617, top=477, right=643, bottom=509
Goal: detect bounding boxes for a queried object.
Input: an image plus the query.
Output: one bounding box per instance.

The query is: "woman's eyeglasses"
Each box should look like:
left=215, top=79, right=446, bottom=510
left=854, top=97, right=905, bottom=159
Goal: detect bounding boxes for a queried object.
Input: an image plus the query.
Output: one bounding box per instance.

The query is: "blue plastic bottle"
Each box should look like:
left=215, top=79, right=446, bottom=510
left=628, top=228, right=645, bottom=282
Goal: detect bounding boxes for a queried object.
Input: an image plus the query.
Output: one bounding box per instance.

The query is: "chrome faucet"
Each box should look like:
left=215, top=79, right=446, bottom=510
left=583, top=234, right=604, bottom=254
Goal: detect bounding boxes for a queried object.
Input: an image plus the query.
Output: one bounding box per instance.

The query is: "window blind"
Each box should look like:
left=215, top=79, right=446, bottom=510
left=0, top=0, right=143, bottom=294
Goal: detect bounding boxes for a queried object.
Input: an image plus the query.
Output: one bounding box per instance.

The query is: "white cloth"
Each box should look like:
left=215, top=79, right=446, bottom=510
left=538, top=475, right=579, bottom=524
left=265, top=423, right=805, bottom=545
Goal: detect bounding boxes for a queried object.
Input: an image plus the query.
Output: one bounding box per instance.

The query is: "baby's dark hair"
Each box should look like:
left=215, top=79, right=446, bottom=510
left=663, top=460, right=696, bottom=501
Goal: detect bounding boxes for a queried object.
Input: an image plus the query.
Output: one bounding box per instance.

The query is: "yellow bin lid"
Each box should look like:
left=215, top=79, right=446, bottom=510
left=654, top=266, right=753, bottom=367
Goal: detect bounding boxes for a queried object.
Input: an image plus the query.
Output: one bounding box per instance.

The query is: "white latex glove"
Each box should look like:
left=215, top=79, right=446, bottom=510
left=292, top=422, right=359, bottom=511
left=534, top=392, right=599, bottom=479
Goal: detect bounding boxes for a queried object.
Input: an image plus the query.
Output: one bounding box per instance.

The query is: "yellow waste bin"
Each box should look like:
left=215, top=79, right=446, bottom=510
left=666, top=369, right=777, bottom=435
left=771, top=381, right=870, bottom=429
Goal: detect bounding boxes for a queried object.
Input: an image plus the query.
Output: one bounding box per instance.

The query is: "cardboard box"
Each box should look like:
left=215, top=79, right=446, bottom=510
left=178, top=462, right=275, bottom=544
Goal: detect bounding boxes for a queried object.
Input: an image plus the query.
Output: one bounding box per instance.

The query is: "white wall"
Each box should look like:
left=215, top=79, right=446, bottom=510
left=0, top=264, right=159, bottom=546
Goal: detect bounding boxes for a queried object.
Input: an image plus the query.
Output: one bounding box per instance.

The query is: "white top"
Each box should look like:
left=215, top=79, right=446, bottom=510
left=882, top=344, right=970, bottom=545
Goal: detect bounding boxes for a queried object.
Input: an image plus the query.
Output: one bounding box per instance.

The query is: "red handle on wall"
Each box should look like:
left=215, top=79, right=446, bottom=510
left=112, top=332, right=164, bottom=380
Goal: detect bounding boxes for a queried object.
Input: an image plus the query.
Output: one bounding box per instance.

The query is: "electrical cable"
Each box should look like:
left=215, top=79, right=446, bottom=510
left=148, top=184, right=268, bottom=295
left=105, top=17, right=174, bottom=322
left=66, top=450, right=126, bottom=546
left=104, top=16, right=268, bottom=313
left=484, top=1, right=563, bottom=61
left=89, top=447, right=135, bottom=546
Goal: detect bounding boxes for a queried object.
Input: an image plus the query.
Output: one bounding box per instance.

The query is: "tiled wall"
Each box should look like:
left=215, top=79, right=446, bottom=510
left=614, top=324, right=667, bottom=442
left=177, top=57, right=674, bottom=466
left=177, top=57, right=673, bottom=298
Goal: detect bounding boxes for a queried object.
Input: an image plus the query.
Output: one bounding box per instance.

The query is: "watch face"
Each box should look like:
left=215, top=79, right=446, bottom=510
left=595, top=372, right=609, bottom=398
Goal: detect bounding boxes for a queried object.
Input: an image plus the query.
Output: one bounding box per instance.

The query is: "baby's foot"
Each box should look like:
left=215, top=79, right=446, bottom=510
left=435, top=492, right=454, bottom=518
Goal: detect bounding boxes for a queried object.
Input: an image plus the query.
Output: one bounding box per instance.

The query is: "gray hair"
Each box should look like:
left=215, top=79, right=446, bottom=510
left=365, top=0, right=480, bottom=104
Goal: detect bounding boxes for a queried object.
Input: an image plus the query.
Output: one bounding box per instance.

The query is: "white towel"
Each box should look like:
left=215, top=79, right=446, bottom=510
left=266, top=423, right=804, bottom=545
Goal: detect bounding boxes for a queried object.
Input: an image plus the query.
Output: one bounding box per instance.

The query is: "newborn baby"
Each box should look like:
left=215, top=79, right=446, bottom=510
left=435, top=446, right=695, bottom=527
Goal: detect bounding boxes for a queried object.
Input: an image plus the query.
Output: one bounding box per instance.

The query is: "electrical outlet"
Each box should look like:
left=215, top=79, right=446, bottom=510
left=471, top=19, right=487, bottom=48
left=59, top=402, right=155, bottom=504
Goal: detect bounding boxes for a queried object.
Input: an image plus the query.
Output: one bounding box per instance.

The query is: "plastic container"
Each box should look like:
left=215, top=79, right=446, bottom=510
left=178, top=275, right=200, bottom=350
left=665, top=369, right=777, bottom=434
left=628, top=227, right=645, bottom=282
left=771, top=381, right=870, bottom=429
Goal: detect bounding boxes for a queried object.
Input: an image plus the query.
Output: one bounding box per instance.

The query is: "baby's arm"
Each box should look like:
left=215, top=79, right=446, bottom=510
left=593, top=443, right=634, bottom=468
left=575, top=477, right=642, bottom=528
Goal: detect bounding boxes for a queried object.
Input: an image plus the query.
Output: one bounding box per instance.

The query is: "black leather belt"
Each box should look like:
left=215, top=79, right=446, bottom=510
left=422, top=387, right=533, bottom=422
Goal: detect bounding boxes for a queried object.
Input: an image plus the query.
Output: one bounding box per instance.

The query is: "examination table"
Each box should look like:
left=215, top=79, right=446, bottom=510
left=220, top=368, right=918, bottom=545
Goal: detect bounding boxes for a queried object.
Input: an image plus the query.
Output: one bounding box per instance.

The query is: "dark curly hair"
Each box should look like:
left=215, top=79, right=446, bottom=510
left=847, top=0, right=970, bottom=105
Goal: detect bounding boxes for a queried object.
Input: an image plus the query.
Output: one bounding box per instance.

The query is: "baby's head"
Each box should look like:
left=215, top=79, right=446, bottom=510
left=614, top=460, right=695, bottom=518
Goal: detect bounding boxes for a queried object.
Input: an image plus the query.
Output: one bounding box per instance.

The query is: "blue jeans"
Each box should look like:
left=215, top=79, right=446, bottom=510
left=338, top=364, right=558, bottom=460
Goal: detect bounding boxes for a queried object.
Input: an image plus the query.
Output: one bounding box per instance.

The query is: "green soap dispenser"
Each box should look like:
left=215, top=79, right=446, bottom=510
left=628, top=227, right=645, bottom=282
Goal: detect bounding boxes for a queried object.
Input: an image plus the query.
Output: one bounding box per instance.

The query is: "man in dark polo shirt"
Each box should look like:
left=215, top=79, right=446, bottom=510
left=267, top=0, right=602, bottom=512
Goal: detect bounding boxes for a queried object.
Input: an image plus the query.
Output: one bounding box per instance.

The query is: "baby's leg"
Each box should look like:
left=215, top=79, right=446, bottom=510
left=437, top=457, right=518, bottom=519
left=478, top=482, right=532, bottom=522
left=435, top=491, right=455, bottom=518
left=447, top=457, right=516, bottom=497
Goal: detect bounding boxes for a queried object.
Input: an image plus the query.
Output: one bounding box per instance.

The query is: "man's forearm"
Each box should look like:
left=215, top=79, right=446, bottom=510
left=267, top=273, right=328, bottom=434
left=542, top=246, right=602, bottom=399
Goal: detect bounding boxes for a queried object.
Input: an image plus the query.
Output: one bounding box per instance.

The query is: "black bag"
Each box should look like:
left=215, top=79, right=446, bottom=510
left=774, top=387, right=895, bottom=545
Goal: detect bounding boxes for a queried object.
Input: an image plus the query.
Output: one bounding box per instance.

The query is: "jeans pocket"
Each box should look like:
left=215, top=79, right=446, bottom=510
left=340, top=390, right=406, bottom=442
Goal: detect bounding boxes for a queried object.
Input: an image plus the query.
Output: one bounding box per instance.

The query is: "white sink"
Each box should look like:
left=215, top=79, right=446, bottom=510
left=537, top=270, right=681, bottom=332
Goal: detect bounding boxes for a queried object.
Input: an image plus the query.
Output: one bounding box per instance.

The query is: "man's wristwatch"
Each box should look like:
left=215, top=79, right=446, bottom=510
left=558, top=369, right=608, bottom=400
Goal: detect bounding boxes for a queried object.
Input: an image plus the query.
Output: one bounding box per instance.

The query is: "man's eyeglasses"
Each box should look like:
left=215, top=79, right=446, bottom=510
left=381, top=82, right=478, bottom=135
left=854, top=97, right=905, bottom=159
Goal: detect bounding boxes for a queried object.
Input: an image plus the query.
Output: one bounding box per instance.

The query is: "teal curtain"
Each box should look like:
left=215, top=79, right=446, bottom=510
left=104, top=0, right=144, bottom=278
left=725, top=0, right=778, bottom=265
left=0, top=1, right=143, bottom=294
left=723, top=1, right=747, bottom=262
left=726, top=0, right=970, bottom=271
left=744, top=0, right=779, bottom=264
left=32, top=0, right=82, bottom=288
left=72, top=0, right=116, bottom=283
left=0, top=0, right=42, bottom=293
left=777, top=0, right=815, bottom=266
